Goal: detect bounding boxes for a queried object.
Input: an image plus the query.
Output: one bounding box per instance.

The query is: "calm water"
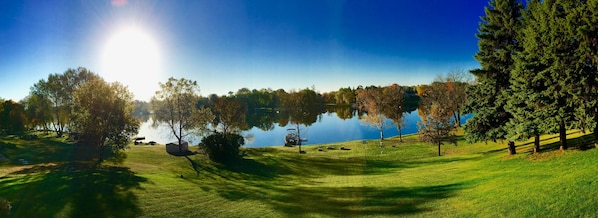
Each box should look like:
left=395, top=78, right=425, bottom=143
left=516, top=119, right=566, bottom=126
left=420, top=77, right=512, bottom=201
left=136, top=109, right=471, bottom=148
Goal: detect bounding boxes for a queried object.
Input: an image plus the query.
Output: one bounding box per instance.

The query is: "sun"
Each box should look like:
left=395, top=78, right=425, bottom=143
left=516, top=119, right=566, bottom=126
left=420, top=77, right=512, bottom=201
left=100, top=26, right=162, bottom=101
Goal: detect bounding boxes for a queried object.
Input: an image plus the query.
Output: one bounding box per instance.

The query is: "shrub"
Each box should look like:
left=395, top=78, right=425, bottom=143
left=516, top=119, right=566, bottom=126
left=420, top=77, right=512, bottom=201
left=0, top=198, right=11, bottom=218
left=199, top=132, right=244, bottom=162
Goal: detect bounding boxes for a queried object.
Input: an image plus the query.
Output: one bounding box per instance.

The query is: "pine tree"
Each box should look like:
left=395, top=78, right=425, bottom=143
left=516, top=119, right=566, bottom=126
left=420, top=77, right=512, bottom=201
left=465, top=0, right=523, bottom=155
left=506, top=0, right=552, bottom=154
left=509, top=0, right=598, bottom=152
left=571, top=0, right=598, bottom=146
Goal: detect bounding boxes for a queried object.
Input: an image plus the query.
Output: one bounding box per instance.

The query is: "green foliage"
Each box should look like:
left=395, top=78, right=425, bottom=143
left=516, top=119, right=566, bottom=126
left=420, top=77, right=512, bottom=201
left=565, top=0, right=598, bottom=143
left=507, top=0, right=597, bottom=151
left=0, top=100, right=26, bottom=134
left=132, top=100, right=151, bottom=116
left=465, top=0, right=523, bottom=155
left=73, top=78, right=140, bottom=161
left=209, top=96, right=249, bottom=134
left=152, top=77, right=215, bottom=151
left=4, top=132, right=598, bottom=217
left=199, top=132, right=244, bottom=162
left=280, top=88, right=323, bottom=126
left=234, top=88, right=280, bottom=110
left=30, top=67, right=100, bottom=137
left=334, top=87, right=355, bottom=105
left=22, top=93, right=52, bottom=132
left=506, top=0, right=554, bottom=151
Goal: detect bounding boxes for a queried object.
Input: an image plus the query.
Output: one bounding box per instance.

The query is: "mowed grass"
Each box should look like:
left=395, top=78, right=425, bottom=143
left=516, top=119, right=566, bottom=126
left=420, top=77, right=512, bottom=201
left=1, top=130, right=598, bottom=217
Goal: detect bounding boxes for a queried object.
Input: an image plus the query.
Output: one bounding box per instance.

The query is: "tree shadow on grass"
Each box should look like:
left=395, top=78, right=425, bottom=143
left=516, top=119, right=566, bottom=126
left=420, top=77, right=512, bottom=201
left=0, top=137, right=103, bottom=164
left=220, top=157, right=291, bottom=179
left=0, top=162, right=147, bottom=218
left=535, top=133, right=595, bottom=153
left=268, top=184, right=464, bottom=217
left=210, top=179, right=465, bottom=216
left=193, top=156, right=294, bottom=182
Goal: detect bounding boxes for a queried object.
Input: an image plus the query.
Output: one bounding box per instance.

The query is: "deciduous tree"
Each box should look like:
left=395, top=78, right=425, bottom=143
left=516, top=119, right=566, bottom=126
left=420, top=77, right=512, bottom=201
left=418, top=102, right=456, bottom=156
left=23, top=93, right=52, bottom=133
left=445, top=69, right=471, bottom=127
left=31, top=67, right=99, bottom=137
left=280, top=88, right=323, bottom=152
left=152, top=77, right=215, bottom=153
left=210, top=95, right=248, bottom=134
left=0, top=100, right=26, bottom=134
left=356, top=86, right=389, bottom=141
left=73, top=78, right=139, bottom=161
left=335, top=87, right=355, bottom=105
left=381, top=84, right=406, bottom=142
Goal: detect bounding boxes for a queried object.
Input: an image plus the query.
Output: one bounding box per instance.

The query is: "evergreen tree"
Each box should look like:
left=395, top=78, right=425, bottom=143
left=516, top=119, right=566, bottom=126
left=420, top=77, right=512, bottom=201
left=465, top=0, right=523, bottom=155
left=571, top=0, right=598, bottom=146
left=506, top=0, right=551, bottom=154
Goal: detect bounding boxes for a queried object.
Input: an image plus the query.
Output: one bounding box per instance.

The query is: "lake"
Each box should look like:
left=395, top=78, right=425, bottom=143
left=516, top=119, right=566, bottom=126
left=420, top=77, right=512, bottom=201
left=136, top=109, right=471, bottom=148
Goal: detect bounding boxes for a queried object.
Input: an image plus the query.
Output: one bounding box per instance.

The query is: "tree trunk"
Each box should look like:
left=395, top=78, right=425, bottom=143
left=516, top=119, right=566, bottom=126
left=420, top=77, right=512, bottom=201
left=398, top=126, right=402, bottom=142
left=297, top=124, right=302, bottom=153
left=559, top=119, right=567, bottom=151
left=98, top=141, right=105, bottom=162
left=534, top=134, right=540, bottom=154
left=453, top=113, right=459, bottom=127
left=438, top=141, right=441, bottom=156
left=594, top=125, right=598, bottom=148
left=178, top=137, right=183, bottom=153
left=507, top=141, right=516, bottom=155
left=178, top=121, right=183, bottom=153
left=379, top=127, right=384, bottom=141
left=453, top=112, right=461, bottom=128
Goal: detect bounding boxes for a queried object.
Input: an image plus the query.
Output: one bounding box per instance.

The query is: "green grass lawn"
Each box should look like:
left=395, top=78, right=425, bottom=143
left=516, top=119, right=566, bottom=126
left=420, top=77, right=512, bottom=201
left=1, top=130, right=598, bottom=217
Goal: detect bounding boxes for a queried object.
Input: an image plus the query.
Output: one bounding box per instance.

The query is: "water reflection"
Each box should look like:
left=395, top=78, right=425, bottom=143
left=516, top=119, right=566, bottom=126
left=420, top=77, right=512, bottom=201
left=136, top=107, right=470, bottom=148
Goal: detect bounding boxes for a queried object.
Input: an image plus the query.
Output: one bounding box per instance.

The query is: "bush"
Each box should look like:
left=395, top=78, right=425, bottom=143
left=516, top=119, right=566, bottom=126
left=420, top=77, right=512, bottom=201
left=0, top=198, right=11, bottom=218
left=199, top=132, right=244, bottom=162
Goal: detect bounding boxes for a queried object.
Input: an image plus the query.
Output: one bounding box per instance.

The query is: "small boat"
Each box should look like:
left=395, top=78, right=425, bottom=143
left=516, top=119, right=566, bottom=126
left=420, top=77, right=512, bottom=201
left=284, top=128, right=307, bottom=147
left=284, top=129, right=298, bottom=147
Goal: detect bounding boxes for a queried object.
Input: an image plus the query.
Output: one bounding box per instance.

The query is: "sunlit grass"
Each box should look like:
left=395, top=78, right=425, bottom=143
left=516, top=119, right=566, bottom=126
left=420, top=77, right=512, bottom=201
left=1, top=130, right=598, bottom=217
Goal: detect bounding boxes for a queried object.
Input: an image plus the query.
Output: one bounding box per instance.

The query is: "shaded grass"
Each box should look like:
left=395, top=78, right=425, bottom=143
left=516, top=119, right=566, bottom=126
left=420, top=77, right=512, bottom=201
left=0, top=162, right=146, bottom=217
left=1, top=131, right=598, bottom=217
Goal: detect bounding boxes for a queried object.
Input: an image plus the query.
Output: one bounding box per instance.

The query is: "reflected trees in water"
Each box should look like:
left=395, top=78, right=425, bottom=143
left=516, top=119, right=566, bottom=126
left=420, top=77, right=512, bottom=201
left=209, top=95, right=249, bottom=134
left=152, top=77, right=215, bottom=153
left=280, top=88, right=324, bottom=152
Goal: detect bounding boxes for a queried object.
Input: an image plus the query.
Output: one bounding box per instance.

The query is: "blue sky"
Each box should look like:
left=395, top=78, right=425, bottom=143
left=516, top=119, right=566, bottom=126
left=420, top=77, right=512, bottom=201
left=0, top=0, right=487, bottom=101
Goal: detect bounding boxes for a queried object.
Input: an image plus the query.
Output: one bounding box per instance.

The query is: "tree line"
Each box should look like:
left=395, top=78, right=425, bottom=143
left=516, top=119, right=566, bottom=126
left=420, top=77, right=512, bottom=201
left=2, top=66, right=471, bottom=160
left=465, top=0, right=598, bottom=155
left=0, top=68, right=140, bottom=161
left=5, top=0, right=596, bottom=160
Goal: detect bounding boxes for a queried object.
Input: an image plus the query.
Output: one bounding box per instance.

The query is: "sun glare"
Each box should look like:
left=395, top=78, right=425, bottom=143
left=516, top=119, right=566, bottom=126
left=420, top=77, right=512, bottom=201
left=101, top=26, right=161, bottom=100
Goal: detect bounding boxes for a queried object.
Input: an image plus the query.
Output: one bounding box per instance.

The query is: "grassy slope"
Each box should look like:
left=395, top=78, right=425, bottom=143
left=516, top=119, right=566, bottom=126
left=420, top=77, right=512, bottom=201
left=1, top=130, right=598, bottom=217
